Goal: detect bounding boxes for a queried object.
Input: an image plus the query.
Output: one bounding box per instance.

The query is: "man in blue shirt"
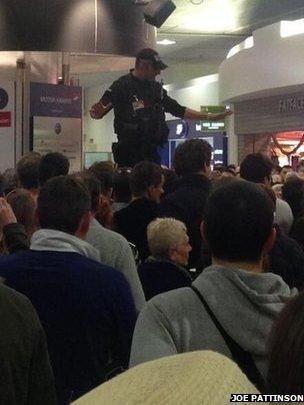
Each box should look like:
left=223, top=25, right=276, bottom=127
left=0, top=175, right=137, bottom=404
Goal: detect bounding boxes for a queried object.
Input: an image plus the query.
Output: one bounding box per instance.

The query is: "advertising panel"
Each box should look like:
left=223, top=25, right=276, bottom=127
left=33, top=116, right=82, bottom=173
left=30, top=82, right=82, bottom=172
left=161, top=119, right=227, bottom=168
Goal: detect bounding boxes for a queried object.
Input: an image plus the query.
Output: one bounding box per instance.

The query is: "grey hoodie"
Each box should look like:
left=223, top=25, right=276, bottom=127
left=85, top=218, right=145, bottom=312
left=130, top=265, right=297, bottom=378
left=31, top=229, right=100, bottom=261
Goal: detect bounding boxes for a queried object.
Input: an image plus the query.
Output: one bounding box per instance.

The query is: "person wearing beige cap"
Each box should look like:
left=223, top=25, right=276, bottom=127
left=72, top=351, right=261, bottom=405
left=90, top=48, right=232, bottom=167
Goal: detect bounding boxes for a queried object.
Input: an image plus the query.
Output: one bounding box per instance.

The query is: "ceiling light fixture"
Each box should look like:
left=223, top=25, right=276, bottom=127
left=190, top=0, right=204, bottom=4
left=157, top=39, right=176, bottom=45
left=181, top=0, right=237, bottom=33
left=281, top=18, right=304, bottom=38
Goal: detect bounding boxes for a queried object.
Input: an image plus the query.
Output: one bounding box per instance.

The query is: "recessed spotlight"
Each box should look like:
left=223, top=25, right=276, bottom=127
left=157, top=39, right=176, bottom=45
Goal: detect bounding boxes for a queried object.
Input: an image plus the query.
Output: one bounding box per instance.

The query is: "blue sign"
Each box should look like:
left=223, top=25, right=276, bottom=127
left=30, top=82, right=82, bottom=118
left=0, top=88, right=9, bottom=110
left=168, top=119, right=188, bottom=140
left=162, top=119, right=228, bottom=168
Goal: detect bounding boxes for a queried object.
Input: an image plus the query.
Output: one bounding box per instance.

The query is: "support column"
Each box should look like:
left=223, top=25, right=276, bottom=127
left=226, top=106, right=239, bottom=164
left=62, top=52, right=71, bottom=85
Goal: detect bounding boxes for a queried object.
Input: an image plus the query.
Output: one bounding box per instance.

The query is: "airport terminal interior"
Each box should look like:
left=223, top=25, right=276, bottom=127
left=1, top=1, right=304, bottom=404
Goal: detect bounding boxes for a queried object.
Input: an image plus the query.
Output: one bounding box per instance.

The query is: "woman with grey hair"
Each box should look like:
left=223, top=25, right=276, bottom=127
left=138, top=217, right=192, bottom=300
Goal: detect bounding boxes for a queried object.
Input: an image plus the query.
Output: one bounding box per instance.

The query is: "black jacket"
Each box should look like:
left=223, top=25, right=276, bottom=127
left=158, top=174, right=211, bottom=272
left=113, top=198, right=159, bottom=262
left=269, top=226, right=304, bottom=290
left=0, top=283, right=56, bottom=405
left=138, top=259, right=192, bottom=300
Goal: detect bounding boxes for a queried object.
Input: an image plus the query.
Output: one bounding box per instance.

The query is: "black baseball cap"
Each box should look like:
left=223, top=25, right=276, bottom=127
left=136, top=48, right=168, bottom=70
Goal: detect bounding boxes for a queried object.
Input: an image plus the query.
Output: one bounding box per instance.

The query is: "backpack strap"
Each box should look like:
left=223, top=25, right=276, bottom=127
left=191, top=285, right=265, bottom=392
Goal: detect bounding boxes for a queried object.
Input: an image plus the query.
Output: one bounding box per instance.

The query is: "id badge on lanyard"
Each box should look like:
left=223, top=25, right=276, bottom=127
left=132, top=95, right=145, bottom=114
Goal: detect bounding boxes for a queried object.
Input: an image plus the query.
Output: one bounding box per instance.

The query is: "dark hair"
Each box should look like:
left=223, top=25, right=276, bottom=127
left=17, top=152, right=41, bottom=189
left=227, top=164, right=236, bottom=171
left=282, top=177, right=304, bottom=219
left=75, top=172, right=101, bottom=213
left=0, top=173, right=4, bottom=197
left=240, top=153, right=273, bottom=183
left=2, top=168, right=18, bottom=195
left=88, top=161, right=114, bottom=194
left=204, top=180, right=274, bottom=262
left=113, top=167, right=132, bottom=203
left=267, top=292, right=304, bottom=394
left=273, top=164, right=282, bottom=174
left=130, top=161, right=162, bottom=197
left=173, top=139, right=212, bottom=176
left=222, top=169, right=236, bottom=177
left=39, top=152, right=70, bottom=186
left=213, top=164, right=225, bottom=173
left=38, top=175, right=91, bottom=234
left=6, top=188, right=36, bottom=236
left=161, top=167, right=178, bottom=195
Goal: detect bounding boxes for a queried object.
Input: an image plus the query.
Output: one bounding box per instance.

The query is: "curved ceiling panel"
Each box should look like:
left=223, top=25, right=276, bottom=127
left=0, top=0, right=155, bottom=55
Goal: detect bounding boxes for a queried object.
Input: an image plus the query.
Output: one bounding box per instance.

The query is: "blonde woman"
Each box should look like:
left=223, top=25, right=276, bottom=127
left=138, top=217, right=192, bottom=300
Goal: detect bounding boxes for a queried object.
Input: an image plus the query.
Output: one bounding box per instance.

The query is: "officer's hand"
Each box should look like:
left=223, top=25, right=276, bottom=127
left=90, top=101, right=113, bottom=119
left=210, top=110, right=233, bottom=120
left=90, top=102, right=104, bottom=119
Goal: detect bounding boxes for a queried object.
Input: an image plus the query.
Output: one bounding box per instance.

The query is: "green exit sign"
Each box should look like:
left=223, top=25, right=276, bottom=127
left=200, top=105, right=226, bottom=132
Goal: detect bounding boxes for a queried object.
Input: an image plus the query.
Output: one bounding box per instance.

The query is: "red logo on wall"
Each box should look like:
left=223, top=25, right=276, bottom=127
left=0, top=112, right=11, bottom=127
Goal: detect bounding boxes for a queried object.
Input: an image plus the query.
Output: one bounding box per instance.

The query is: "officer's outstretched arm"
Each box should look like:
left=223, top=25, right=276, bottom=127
left=90, top=100, right=113, bottom=120
left=184, top=108, right=233, bottom=121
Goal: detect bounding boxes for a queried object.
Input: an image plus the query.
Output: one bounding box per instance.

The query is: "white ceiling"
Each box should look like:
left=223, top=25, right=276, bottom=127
left=158, top=0, right=304, bottom=35
left=75, top=0, right=304, bottom=84
left=156, top=0, right=304, bottom=61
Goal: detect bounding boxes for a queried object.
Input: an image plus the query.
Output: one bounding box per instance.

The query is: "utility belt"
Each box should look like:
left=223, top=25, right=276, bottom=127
left=122, top=122, right=139, bottom=132
left=118, top=120, right=168, bottom=146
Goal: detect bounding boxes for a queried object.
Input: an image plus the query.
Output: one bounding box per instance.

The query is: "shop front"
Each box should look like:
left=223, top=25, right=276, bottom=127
left=234, top=91, right=304, bottom=166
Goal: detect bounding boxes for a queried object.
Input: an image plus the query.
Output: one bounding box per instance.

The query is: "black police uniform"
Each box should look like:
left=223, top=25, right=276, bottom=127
left=100, top=72, right=186, bottom=167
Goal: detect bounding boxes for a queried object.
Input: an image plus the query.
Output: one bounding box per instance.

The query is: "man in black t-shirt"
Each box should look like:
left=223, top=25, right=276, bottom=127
left=90, top=48, right=232, bottom=167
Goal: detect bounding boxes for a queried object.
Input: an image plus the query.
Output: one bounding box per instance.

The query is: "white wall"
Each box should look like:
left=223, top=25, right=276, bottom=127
left=83, top=84, right=117, bottom=153
left=165, top=74, right=219, bottom=119
left=219, top=22, right=304, bottom=103
left=162, top=59, right=221, bottom=86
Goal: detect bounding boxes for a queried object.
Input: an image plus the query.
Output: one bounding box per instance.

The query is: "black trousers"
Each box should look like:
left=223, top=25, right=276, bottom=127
left=112, top=141, right=161, bottom=167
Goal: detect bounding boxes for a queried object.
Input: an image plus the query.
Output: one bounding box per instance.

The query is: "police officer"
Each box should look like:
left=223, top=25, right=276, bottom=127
left=90, top=48, right=232, bottom=167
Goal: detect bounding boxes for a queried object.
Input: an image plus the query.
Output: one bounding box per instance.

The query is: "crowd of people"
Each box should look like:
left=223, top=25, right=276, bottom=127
left=0, top=143, right=304, bottom=404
